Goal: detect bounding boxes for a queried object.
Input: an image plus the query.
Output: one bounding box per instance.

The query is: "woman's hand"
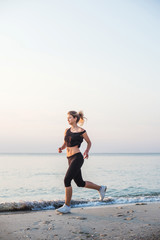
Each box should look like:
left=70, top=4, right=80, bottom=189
left=82, top=132, right=91, bottom=159
left=58, top=147, right=62, bottom=153
left=83, top=150, right=89, bottom=159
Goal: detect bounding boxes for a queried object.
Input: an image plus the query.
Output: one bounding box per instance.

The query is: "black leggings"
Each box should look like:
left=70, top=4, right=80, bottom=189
left=64, top=152, right=86, bottom=188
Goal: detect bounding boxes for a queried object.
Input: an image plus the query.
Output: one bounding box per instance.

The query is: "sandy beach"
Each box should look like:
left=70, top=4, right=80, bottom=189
left=0, top=202, right=160, bottom=240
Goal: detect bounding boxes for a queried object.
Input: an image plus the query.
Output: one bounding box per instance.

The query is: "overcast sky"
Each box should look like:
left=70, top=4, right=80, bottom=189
left=0, top=0, right=160, bottom=153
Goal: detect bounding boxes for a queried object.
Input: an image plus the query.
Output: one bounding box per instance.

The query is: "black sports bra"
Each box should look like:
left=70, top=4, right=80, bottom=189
left=64, top=128, right=86, bottom=148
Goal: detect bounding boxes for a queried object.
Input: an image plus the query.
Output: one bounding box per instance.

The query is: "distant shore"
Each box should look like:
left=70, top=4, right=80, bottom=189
left=0, top=202, right=160, bottom=240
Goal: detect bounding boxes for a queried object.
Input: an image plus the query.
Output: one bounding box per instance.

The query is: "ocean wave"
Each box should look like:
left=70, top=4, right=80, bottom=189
left=0, top=195, right=160, bottom=212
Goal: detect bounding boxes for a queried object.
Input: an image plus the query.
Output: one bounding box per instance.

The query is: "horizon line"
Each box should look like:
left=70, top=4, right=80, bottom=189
left=0, top=152, right=160, bottom=154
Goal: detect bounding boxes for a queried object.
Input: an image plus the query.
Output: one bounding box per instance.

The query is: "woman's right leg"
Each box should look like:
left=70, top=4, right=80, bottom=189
left=65, top=186, right=72, bottom=206
left=56, top=160, right=76, bottom=213
left=64, top=153, right=84, bottom=206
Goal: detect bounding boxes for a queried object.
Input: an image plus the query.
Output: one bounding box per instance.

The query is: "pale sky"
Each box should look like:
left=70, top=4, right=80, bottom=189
left=0, top=0, right=160, bottom=153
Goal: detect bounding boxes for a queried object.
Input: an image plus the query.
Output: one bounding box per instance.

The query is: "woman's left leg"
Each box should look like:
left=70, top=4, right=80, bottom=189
left=73, top=168, right=107, bottom=201
left=73, top=170, right=101, bottom=190
left=85, top=181, right=101, bottom=190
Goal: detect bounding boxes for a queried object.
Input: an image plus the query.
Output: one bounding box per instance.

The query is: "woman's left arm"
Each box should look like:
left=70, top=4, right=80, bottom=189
left=83, top=132, right=91, bottom=159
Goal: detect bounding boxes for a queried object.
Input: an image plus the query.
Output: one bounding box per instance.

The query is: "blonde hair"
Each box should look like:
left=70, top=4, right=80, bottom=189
left=67, top=110, right=87, bottom=126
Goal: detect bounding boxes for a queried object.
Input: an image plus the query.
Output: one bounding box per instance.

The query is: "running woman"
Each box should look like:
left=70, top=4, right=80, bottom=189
left=57, top=110, right=107, bottom=213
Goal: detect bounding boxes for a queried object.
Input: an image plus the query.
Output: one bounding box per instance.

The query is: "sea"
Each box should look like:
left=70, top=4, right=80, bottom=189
left=0, top=153, right=160, bottom=212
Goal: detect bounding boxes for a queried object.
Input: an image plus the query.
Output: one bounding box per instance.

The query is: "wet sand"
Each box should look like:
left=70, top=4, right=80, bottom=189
left=0, top=202, right=160, bottom=240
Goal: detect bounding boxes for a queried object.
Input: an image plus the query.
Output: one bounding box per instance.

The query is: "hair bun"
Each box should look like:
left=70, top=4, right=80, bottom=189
left=78, top=111, right=86, bottom=126
left=78, top=110, right=84, bottom=118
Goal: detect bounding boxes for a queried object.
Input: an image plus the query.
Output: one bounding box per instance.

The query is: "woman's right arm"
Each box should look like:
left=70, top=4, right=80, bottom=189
left=58, top=129, right=68, bottom=153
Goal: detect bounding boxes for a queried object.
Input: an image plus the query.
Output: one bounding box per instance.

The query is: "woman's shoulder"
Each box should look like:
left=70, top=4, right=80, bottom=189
left=79, top=127, right=86, bottom=133
left=64, top=128, right=70, bottom=134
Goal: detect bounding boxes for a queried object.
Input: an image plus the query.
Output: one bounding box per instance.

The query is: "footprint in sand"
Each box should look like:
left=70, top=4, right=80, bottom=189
left=76, top=216, right=87, bottom=220
left=117, top=213, right=125, bottom=217
left=124, top=217, right=135, bottom=221
left=135, top=203, right=147, bottom=205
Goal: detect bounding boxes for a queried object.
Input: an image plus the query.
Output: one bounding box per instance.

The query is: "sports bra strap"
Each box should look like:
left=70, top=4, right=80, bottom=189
left=80, top=130, right=86, bottom=135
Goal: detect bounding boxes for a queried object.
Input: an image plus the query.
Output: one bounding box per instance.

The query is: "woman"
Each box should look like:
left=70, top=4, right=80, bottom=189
left=57, top=110, right=107, bottom=214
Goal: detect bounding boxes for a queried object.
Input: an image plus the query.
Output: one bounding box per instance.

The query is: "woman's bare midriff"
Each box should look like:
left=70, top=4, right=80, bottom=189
left=66, top=146, right=80, bottom=157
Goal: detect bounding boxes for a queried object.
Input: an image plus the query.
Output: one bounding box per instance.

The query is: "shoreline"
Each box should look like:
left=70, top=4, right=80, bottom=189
left=1, top=196, right=160, bottom=213
left=0, top=201, right=158, bottom=215
left=0, top=202, right=160, bottom=240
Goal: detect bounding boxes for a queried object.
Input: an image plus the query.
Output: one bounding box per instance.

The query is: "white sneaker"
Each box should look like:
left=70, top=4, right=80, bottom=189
left=56, top=204, right=71, bottom=214
left=99, top=186, right=107, bottom=201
